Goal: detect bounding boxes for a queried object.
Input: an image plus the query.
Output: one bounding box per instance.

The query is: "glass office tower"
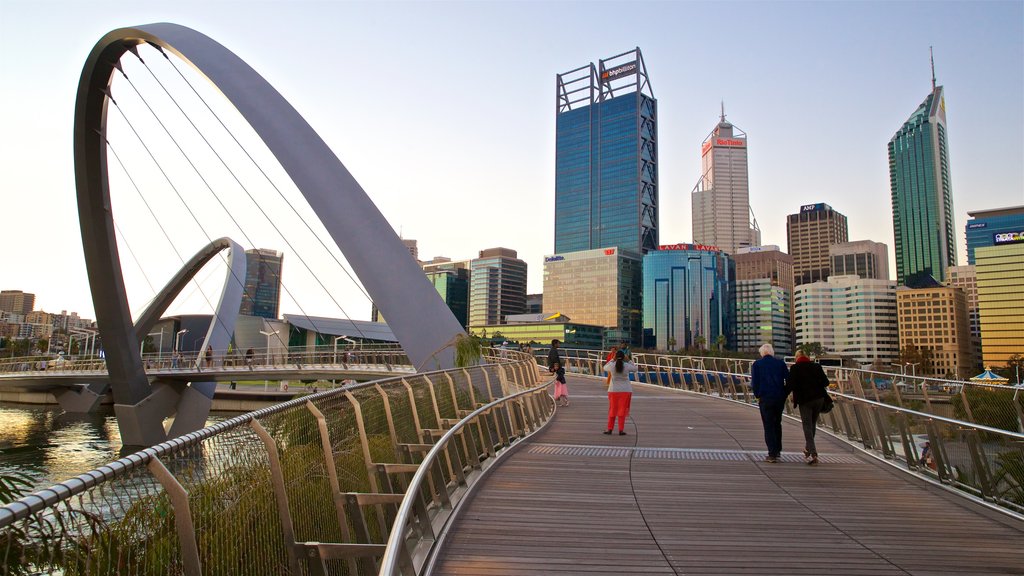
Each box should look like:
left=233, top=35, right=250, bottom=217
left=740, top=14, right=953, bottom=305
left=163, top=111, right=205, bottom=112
left=555, top=48, right=657, bottom=255
left=642, top=245, right=735, bottom=351
left=240, top=249, right=283, bottom=319
left=889, top=83, right=956, bottom=285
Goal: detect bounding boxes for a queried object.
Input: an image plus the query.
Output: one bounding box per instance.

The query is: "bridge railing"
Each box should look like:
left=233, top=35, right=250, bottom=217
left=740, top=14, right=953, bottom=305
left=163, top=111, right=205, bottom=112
left=542, top=348, right=1024, bottom=434
left=0, top=345, right=412, bottom=376
left=0, top=350, right=550, bottom=576
left=538, top=349, right=1024, bottom=518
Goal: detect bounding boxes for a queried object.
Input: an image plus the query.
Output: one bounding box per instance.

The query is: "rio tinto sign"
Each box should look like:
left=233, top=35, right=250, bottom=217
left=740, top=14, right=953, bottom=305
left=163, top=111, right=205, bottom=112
left=701, top=137, right=746, bottom=156
left=601, top=61, right=637, bottom=83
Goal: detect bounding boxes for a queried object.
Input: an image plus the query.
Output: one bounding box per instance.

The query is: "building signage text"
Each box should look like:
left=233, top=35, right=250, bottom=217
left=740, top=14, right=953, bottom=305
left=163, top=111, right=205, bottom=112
left=601, top=61, right=637, bottom=83
left=658, top=243, right=720, bottom=252
left=994, top=231, right=1024, bottom=245
left=544, top=255, right=565, bottom=263
left=967, top=222, right=988, bottom=229
left=801, top=203, right=825, bottom=213
left=715, top=138, right=745, bottom=147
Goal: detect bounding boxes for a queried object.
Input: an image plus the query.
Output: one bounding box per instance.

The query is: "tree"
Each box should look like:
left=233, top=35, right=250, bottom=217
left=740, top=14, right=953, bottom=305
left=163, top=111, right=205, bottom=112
left=992, top=354, right=1024, bottom=384
left=797, top=342, right=826, bottom=358
left=898, top=344, right=934, bottom=376
left=666, top=337, right=677, bottom=352
left=714, top=334, right=727, bottom=352
left=693, top=336, right=706, bottom=351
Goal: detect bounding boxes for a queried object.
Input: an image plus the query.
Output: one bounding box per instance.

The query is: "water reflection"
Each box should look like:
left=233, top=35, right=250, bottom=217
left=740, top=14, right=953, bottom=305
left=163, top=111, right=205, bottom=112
left=0, top=404, right=236, bottom=494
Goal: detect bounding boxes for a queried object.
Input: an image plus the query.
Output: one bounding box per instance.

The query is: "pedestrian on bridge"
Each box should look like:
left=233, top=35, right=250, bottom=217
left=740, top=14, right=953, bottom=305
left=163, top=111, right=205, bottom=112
left=603, top=350, right=637, bottom=435
left=552, top=361, right=569, bottom=406
left=547, top=339, right=561, bottom=373
left=787, top=350, right=829, bottom=465
left=751, top=343, right=790, bottom=463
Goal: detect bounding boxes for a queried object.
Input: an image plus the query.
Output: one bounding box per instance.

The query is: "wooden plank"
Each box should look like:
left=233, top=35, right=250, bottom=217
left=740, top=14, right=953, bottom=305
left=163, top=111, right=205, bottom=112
left=430, top=376, right=1024, bottom=575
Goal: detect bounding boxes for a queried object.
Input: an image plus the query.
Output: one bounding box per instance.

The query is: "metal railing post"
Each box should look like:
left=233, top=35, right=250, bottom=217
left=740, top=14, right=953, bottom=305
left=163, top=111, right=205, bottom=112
left=147, top=456, right=202, bottom=576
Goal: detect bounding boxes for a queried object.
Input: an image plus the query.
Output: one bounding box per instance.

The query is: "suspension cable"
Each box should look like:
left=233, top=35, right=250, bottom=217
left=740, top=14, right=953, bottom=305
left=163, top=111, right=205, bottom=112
left=106, top=91, right=271, bottom=349
left=113, top=64, right=324, bottom=348
left=107, top=141, right=223, bottom=321
left=138, top=45, right=371, bottom=340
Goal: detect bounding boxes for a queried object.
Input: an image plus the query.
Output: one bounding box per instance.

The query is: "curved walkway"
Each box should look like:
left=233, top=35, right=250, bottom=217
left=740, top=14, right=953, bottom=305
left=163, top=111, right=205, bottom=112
left=431, top=375, right=1024, bottom=575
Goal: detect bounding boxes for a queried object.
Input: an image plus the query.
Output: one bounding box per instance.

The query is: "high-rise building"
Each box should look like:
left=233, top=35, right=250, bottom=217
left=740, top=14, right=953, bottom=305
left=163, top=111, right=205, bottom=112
left=543, top=247, right=643, bottom=346
left=555, top=48, right=657, bottom=255
left=240, top=249, right=283, bottom=320
left=642, top=244, right=735, bottom=351
left=401, top=238, right=420, bottom=262
left=889, top=74, right=956, bottom=285
left=829, top=240, right=890, bottom=280
left=786, top=203, right=849, bottom=287
left=945, top=265, right=982, bottom=371
left=468, top=248, right=527, bottom=328
left=733, top=246, right=793, bottom=355
left=794, top=275, right=898, bottom=369
left=975, top=243, right=1024, bottom=368
left=896, top=286, right=975, bottom=379
left=965, top=206, right=1024, bottom=265
left=692, top=108, right=760, bottom=254
left=0, top=290, right=35, bottom=316
left=425, top=266, right=469, bottom=329
left=526, top=294, right=544, bottom=315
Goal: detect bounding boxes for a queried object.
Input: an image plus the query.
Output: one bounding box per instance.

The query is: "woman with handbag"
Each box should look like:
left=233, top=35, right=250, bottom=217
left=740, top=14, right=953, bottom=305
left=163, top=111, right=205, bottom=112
left=786, top=350, right=831, bottom=465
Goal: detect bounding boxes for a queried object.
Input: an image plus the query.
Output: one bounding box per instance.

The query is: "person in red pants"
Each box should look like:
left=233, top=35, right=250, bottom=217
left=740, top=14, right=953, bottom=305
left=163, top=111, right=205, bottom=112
left=603, top=349, right=637, bottom=435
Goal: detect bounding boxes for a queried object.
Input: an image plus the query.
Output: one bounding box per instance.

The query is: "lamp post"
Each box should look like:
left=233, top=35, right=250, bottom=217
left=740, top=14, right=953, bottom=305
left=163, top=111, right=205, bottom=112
left=906, top=362, right=919, bottom=377
left=175, top=328, right=189, bottom=352
left=259, top=329, right=280, bottom=392
left=333, top=335, right=356, bottom=364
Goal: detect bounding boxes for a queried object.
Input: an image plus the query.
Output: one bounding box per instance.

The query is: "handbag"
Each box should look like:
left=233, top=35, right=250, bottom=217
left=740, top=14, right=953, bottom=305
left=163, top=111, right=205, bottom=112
left=820, top=392, right=835, bottom=414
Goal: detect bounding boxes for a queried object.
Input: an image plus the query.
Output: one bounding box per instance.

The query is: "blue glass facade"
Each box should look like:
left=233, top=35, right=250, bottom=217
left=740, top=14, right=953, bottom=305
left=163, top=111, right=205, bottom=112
left=965, top=208, right=1024, bottom=265
left=240, top=249, right=282, bottom=319
left=555, top=86, right=657, bottom=255
left=642, top=247, right=735, bottom=350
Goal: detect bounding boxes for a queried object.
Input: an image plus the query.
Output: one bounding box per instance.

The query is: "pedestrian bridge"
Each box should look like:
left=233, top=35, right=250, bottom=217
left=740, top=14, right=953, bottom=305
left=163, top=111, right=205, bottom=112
left=2, top=352, right=1022, bottom=575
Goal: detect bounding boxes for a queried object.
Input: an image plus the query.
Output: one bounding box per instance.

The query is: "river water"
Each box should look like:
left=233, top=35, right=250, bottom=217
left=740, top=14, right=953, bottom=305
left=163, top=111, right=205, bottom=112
left=0, top=403, right=238, bottom=495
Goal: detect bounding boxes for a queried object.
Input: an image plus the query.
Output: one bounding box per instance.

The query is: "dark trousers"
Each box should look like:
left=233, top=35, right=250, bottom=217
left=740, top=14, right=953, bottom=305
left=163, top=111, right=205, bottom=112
left=798, top=397, right=825, bottom=456
left=759, top=398, right=785, bottom=457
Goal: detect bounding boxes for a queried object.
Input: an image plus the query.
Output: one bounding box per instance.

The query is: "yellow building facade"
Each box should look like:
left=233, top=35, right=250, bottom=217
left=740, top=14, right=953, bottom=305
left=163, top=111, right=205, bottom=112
left=976, top=244, right=1024, bottom=368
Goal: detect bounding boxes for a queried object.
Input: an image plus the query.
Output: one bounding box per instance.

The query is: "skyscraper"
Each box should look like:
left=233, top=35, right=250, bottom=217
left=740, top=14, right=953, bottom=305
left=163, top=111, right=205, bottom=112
left=965, top=205, right=1024, bottom=265
left=692, top=107, right=760, bottom=254
left=889, top=62, right=956, bottom=285
left=733, top=246, right=793, bottom=355
left=976, top=243, right=1024, bottom=369
left=786, top=203, right=849, bottom=287
left=829, top=240, right=890, bottom=280
left=794, top=275, right=899, bottom=369
left=0, top=290, right=35, bottom=316
left=642, top=244, right=735, bottom=351
left=542, top=247, right=643, bottom=346
left=468, top=248, right=527, bottom=328
left=240, top=249, right=283, bottom=320
left=555, top=48, right=657, bottom=255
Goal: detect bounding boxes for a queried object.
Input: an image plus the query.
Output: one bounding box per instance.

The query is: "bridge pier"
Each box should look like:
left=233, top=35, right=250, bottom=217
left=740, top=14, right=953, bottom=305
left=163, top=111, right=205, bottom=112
left=52, top=382, right=107, bottom=413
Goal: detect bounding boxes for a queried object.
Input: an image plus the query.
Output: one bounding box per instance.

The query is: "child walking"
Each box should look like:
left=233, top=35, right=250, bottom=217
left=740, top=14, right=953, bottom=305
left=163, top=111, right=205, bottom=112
left=552, top=361, right=570, bottom=406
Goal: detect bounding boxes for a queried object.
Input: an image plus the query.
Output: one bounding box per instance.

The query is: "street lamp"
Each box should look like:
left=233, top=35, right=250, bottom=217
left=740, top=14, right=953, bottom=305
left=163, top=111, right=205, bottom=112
left=175, top=328, right=189, bottom=352
left=333, top=335, right=356, bottom=363
left=259, top=329, right=280, bottom=392
left=906, top=362, right=919, bottom=377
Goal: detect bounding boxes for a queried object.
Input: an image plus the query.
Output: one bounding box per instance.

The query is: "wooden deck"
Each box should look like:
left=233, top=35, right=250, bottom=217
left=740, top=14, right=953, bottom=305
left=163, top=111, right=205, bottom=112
left=430, top=376, right=1024, bottom=575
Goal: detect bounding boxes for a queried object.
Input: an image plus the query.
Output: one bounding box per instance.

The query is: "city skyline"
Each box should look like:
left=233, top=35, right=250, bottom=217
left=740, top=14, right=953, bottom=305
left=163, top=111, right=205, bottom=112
left=1, top=1, right=1021, bottom=322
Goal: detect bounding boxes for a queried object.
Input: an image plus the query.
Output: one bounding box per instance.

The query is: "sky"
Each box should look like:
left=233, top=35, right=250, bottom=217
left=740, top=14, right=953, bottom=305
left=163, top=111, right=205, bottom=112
left=1, top=0, right=1022, bottom=324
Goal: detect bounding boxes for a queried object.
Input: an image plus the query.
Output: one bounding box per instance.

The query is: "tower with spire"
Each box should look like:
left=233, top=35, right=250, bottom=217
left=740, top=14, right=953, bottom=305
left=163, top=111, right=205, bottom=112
left=888, top=48, right=957, bottom=286
left=691, top=104, right=760, bottom=254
